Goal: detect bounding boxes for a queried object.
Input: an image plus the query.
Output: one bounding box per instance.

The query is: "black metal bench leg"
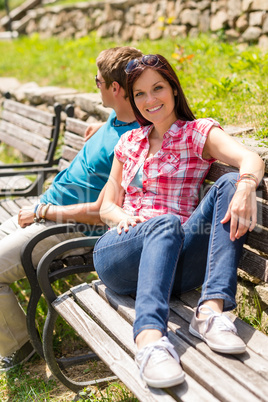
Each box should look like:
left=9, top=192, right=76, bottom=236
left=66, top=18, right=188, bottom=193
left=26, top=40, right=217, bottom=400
left=26, top=287, right=44, bottom=359
left=43, top=305, right=117, bottom=393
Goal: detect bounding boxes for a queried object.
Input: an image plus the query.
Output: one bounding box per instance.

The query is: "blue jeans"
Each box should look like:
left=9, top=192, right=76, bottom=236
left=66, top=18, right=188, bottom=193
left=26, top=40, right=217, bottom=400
left=93, top=173, right=246, bottom=339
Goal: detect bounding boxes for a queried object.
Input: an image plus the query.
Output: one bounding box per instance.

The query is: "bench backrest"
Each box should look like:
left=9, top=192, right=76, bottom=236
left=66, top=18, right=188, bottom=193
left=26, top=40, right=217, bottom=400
left=0, top=99, right=61, bottom=165
left=206, top=162, right=268, bottom=283
left=58, top=117, right=88, bottom=172
left=52, top=114, right=268, bottom=285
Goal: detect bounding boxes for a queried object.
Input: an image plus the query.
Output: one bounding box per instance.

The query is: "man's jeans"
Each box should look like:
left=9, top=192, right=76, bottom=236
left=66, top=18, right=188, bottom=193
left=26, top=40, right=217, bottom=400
left=93, top=173, right=246, bottom=340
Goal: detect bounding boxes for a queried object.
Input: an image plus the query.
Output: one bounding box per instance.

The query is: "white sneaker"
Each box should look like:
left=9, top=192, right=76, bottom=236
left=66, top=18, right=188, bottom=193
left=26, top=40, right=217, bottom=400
left=135, top=336, right=185, bottom=388
left=189, top=305, right=246, bottom=354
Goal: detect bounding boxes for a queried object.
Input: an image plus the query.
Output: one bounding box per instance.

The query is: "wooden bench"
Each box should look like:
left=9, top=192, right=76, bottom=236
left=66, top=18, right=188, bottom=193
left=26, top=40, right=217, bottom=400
left=0, top=96, right=62, bottom=197
left=0, top=109, right=90, bottom=223
left=20, top=160, right=268, bottom=401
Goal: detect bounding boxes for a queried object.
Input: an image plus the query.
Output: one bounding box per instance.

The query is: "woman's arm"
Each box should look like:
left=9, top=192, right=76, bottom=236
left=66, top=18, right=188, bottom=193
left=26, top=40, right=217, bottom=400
left=100, top=157, right=146, bottom=233
left=203, top=127, right=265, bottom=241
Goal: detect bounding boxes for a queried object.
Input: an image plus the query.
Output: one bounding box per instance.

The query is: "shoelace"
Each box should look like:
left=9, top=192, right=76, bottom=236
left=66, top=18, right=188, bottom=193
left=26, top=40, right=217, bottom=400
left=137, top=336, right=180, bottom=378
left=199, top=305, right=237, bottom=336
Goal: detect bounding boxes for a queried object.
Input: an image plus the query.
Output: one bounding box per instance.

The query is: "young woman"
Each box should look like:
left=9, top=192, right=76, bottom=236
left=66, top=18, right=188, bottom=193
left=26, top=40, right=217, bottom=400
left=93, top=54, right=265, bottom=388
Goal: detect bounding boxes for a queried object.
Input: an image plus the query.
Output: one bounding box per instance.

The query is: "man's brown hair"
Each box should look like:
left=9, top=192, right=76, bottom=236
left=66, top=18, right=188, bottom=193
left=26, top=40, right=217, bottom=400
left=96, top=46, right=142, bottom=92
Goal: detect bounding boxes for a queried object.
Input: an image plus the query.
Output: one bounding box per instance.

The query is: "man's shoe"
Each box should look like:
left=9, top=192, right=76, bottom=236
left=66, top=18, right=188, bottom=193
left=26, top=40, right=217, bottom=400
left=0, top=341, right=35, bottom=372
left=189, top=305, right=246, bottom=354
left=135, top=336, right=185, bottom=388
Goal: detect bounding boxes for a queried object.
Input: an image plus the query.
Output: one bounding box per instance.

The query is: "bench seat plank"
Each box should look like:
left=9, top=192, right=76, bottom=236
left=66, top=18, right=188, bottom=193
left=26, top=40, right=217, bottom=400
left=177, top=290, right=268, bottom=361
left=0, top=205, right=13, bottom=223
left=0, top=196, right=39, bottom=224
left=92, top=281, right=262, bottom=402
left=0, top=199, right=22, bottom=216
left=53, top=293, right=175, bottom=402
left=168, top=301, right=268, bottom=399
left=54, top=285, right=220, bottom=401
left=0, top=176, right=32, bottom=191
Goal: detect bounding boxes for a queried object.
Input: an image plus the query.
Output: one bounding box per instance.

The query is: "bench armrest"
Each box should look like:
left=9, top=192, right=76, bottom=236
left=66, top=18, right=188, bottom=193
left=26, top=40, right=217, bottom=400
left=21, top=222, right=104, bottom=296
left=0, top=166, right=59, bottom=177
left=0, top=161, right=59, bottom=170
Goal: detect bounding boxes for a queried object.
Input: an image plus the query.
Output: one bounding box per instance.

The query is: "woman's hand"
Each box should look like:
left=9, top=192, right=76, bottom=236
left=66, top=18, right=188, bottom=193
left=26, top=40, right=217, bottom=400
left=117, top=215, right=147, bottom=234
left=221, top=181, right=257, bottom=241
left=18, top=206, right=36, bottom=228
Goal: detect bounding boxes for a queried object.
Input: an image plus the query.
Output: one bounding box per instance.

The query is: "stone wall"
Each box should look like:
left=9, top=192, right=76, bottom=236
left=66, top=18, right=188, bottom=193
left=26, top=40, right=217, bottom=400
left=5, top=0, right=268, bottom=48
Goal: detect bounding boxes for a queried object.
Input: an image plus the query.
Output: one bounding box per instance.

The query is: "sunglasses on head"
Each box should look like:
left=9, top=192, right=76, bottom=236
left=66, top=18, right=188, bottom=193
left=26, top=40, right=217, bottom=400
left=125, top=54, right=160, bottom=74
left=95, top=75, right=106, bottom=89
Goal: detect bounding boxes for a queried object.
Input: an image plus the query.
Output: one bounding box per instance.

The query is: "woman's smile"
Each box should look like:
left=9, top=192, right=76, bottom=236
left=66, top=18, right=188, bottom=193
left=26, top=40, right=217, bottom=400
left=133, top=68, right=177, bottom=134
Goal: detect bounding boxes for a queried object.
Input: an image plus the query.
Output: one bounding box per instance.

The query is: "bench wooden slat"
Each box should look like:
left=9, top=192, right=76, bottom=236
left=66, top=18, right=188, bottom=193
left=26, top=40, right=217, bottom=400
left=0, top=176, right=31, bottom=192
left=53, top=293, right=175, bottom=402
left=65, top=118, right=89, bottom=137
left=91, top=281, right=263, bottom=402
left=0, top=205, right=13, bottom=223
left=208, top=162, right=268, bottom=201
left=2, top=110, right=54, bottom=139
left=0, top=131, right=48, bottom=162
left=71, top=283, right=220, bottom=402
left=61, top=146, right=79, bottom=163
left=178, top=290, right=268, bottom=361
left=58, top=159, right=70, bottom=172
left=168, top=309, right=268, bottom=400
left=0, top=199, right=22, bottom=216
left=4, top=99, right=55, bottom=126
left=239, top=247, right=268, bottom=282
left=0, top=121, right=50, bottom=152
left=14, top=197, right=37, bottom=208
left=247, top=226, right=268, bottom=254
left=169, top=298, right=268, bottom=383
left=64, top=131, right=85, bottom=152
left=256, top=197, right=268, bottom=227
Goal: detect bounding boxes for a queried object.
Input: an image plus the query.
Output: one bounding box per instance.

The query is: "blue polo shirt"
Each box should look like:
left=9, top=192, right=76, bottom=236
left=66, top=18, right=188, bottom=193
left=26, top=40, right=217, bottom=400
left=41, top=111, right=139, bottom=206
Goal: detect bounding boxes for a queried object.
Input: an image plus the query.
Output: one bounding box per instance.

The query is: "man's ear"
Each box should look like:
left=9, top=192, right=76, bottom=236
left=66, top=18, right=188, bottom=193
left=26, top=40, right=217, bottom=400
left=112, top=81, right=120, bottom=94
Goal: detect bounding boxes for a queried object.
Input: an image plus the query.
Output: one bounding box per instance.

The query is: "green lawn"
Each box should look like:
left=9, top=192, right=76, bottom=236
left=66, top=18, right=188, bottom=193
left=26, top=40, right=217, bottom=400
left=1, top=32, right=267, bottom=143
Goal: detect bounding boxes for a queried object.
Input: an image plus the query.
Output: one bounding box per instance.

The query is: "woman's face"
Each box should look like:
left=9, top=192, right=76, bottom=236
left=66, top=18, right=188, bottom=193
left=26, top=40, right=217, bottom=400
left=132, top=68, right=177, bottom=130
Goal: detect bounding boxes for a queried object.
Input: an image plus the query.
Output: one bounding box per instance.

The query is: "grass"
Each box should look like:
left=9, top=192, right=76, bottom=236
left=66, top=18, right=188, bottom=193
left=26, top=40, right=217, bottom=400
left=0, top=32, right=268, bottom=143
left=0, top=32, right=267, bottom=400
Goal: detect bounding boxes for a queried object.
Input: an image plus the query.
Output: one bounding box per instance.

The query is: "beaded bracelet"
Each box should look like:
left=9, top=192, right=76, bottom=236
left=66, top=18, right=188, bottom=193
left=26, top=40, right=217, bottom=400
left=41, top=203, right=51, bottom=220
left=236, top=173, right=259, bottom=189
left=33, top=203, right=46, bottom=223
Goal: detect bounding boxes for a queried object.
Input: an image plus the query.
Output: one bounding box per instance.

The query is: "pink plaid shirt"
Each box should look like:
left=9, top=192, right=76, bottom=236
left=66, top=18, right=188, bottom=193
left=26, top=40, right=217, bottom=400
left=114, top=118, right=220, bottom=223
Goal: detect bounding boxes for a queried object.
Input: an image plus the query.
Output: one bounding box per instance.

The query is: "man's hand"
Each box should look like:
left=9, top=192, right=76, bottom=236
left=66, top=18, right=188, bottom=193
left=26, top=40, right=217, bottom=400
left=84, top=122, right=105, bottom=141
left=18, top=206, right=36, bottom=228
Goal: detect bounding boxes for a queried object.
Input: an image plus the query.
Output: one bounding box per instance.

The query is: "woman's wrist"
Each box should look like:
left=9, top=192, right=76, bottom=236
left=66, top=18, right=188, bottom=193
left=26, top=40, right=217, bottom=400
left=236, top=173, right=259, bottom=190
left=236, top=179, right=257, bottom=192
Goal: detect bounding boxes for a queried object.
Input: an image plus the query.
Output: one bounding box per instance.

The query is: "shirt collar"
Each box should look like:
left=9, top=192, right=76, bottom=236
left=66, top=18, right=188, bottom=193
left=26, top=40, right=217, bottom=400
left=134, top=119, right=187, bottom=141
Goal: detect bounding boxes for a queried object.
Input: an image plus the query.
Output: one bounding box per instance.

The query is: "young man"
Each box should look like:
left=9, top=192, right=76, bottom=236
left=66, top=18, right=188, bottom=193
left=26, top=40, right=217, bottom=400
left=0, top=46, right=142, bottom=372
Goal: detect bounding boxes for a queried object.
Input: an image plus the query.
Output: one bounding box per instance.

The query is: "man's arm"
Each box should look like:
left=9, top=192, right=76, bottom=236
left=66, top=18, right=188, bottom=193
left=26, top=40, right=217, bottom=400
left=18, top=186, right=107, bottom=228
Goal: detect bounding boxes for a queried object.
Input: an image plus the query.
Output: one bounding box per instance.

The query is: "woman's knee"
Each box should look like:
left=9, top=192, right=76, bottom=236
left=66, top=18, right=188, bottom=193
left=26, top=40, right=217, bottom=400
left=215, top=172, right=238, bottom=187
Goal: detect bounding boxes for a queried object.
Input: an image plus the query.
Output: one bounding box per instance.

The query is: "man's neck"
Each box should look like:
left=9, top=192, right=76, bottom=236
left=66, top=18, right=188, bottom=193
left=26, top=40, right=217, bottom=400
left=113, top=102, right=136, bottom=124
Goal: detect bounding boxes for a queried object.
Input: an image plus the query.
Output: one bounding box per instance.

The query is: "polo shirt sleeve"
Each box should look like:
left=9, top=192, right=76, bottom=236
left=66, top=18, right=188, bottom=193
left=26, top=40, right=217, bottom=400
left=191, top=118, right=222, bottom=160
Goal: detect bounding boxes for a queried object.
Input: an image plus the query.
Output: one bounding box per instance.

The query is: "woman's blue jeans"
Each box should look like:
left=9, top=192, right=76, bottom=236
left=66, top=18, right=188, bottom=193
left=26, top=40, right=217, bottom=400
left=93, top=173, right=246, bottom=339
